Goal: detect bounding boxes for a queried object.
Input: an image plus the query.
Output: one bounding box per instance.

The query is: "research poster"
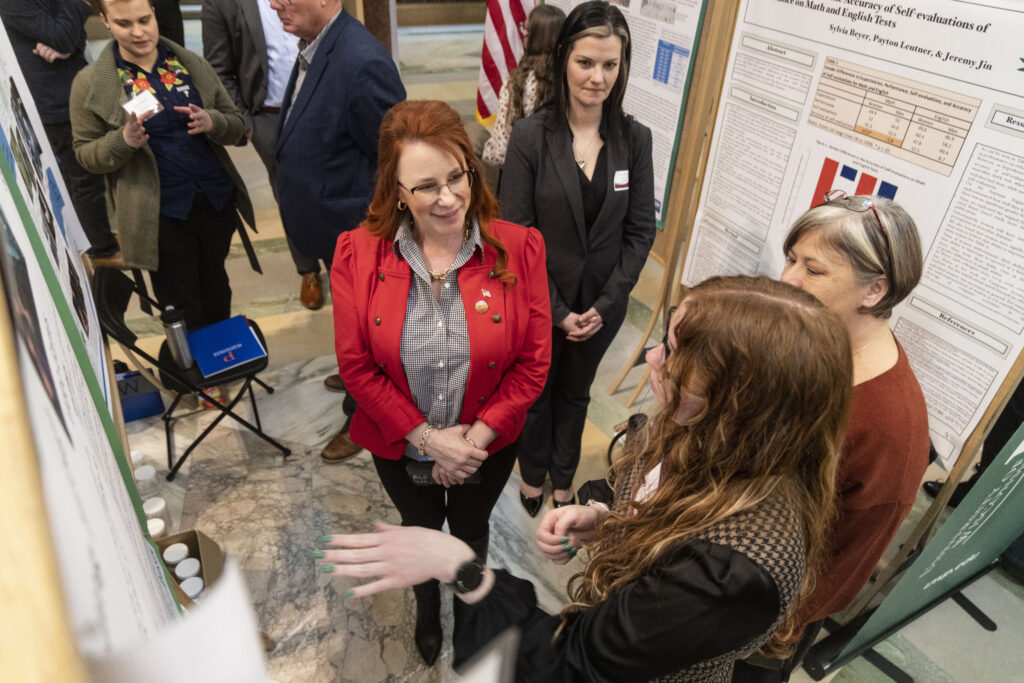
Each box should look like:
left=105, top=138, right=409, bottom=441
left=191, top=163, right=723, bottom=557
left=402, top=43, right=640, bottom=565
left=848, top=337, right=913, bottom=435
left=0, top=26, right=178, bottom=654
left=0, top=20, right=107, bottom=397
left=680, top=0, right=1024, bottom=468
left=547, top=0, right=706, bottom=226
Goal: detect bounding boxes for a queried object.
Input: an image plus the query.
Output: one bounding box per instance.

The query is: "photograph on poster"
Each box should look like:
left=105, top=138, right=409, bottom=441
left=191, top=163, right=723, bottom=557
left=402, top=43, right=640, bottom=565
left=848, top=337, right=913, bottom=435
left=681, top=0, right=1024, bottom=468
left=9, top=126, right=36, bottom=201
left=9, top=76, right=42, bottom=183
left=66, top=247, right=89, bottom=337
left=0, top=208, right=69, bottom=437
left=37, top=186, right=59, bottom=261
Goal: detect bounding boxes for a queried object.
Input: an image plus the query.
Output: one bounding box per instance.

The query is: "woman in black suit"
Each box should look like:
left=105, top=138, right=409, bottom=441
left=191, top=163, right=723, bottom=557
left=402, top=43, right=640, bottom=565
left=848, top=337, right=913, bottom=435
left=500, top=0, right=656, bottom=515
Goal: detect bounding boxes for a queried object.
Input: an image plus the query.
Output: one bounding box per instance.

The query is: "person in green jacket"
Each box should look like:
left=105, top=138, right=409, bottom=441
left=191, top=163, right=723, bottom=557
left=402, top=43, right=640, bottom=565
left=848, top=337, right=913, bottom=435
left=70, top=0, right=260, bottom=329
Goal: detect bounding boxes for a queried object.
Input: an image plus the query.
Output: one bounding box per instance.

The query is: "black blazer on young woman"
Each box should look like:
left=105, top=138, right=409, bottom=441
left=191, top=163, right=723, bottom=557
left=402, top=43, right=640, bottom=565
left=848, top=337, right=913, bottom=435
left=500, top=107, right=656, bottom=326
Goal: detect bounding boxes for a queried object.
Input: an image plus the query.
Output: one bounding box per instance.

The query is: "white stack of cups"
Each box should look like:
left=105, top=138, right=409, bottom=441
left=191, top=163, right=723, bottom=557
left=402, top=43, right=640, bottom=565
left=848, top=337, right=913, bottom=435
left=162, top=544, right=204, bottom=601
left=142, top=496, right=171, bottom=532
left=134, top=464, right=157, bottom=499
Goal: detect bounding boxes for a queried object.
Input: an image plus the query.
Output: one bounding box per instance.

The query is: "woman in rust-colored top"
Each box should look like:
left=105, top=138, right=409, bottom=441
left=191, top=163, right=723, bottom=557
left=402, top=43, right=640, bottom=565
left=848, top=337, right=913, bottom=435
left=734, top=191, right=930, bottom=681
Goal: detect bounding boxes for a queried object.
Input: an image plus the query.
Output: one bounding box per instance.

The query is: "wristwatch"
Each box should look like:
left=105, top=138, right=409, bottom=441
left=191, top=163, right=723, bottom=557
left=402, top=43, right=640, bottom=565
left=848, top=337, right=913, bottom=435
left=451, top=559, right=486, bottom=594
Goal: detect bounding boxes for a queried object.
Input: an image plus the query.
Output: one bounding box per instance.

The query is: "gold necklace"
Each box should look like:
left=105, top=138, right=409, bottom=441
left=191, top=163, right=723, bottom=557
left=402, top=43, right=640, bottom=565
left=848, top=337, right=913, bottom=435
left=426, top=227, right=470, bottom=281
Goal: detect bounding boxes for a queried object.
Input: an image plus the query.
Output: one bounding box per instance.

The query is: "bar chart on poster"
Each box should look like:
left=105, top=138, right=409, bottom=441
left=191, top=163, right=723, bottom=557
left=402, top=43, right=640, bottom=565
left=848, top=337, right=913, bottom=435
left=680, top=0, right=1024, bottom=469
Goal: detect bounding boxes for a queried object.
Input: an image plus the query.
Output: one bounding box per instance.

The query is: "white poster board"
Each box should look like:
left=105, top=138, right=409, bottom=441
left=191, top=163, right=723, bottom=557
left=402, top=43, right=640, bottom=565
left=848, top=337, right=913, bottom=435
left=547, top=0, right=706, bottom=226
left=0, top=23, right=179, bottom=654
left=680, top=0, right=1024, bottom=468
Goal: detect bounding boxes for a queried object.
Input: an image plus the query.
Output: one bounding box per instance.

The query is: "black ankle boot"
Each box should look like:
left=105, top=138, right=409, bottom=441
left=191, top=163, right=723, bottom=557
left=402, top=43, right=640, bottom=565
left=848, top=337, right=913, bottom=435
left=412, top=580, right=441, bottom=665
left=464, top=532, right=490, bottom=563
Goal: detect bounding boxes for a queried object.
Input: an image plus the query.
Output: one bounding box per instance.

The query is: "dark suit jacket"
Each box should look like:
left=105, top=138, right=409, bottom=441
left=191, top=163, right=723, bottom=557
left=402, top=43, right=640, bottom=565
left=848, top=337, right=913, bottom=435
left=0, top=0, right=90, bottom=123
left=331, top=220, right=552, bottom=459
left=201, top=0, right=267, bottom=128
left=275, top=10, right=405, bottom=260
left=500, top=108, right=656, bottom=325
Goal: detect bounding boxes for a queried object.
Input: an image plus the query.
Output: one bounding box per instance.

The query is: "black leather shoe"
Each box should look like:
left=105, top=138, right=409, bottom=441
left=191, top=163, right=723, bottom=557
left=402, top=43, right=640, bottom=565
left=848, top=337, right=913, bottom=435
left=520, top=491, right=543, bottom=517
left=412, top=580, right=441, bottom=665
left=552, top=494, right=576, bottom=509
left=922, top=479, right=972, bottom=508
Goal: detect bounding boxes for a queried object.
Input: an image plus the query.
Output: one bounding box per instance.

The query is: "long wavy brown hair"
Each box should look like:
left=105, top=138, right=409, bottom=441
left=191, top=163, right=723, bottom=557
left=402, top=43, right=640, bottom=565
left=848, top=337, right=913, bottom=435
left=562, top=276, right=852, bottom=657
left=364, top=99, right=514, bottom=284
left=507, top=4, right=565, bottom=121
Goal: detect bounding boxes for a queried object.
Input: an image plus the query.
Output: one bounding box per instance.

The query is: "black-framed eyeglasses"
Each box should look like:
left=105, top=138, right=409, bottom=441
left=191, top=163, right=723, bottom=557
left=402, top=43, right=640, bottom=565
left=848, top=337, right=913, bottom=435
left=822, top=189, right=892, bottom=261
left=661, top=305, right=678, bottom=357
left=398, top=169, right=473, bottom=199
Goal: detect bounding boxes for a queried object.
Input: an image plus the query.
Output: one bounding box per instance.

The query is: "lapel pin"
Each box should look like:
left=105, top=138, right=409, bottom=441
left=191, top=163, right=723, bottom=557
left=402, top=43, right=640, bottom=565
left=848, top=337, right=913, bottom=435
left=474, top=300, right=489, bottom=313
left=481, top=288, right=491, bottom=298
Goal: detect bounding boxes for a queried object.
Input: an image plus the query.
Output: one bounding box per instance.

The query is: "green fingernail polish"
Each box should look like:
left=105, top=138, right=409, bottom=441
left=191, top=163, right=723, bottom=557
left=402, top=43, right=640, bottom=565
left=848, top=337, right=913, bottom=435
left=559, top=537, right=569, bottom=544
left=317, top=535, right=332, bottom=543
left=311, top=550, right=325, bottom=559
left=319, top=564, right=335, bottom=573
left=568, top=548, right=577, bottom=557
left=562, top=544, right=574, bottom=553
left=342, top=589, right=355, bottom=598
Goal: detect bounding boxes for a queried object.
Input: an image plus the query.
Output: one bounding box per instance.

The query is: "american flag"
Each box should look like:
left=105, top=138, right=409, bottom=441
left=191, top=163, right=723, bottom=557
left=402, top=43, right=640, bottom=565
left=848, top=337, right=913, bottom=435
left=476, top=0, right=534, bottom=125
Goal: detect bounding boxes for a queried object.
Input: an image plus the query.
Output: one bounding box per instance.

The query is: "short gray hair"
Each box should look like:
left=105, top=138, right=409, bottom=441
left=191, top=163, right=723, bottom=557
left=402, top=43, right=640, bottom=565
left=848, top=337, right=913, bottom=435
left=783, top=196, right=922, bottom=319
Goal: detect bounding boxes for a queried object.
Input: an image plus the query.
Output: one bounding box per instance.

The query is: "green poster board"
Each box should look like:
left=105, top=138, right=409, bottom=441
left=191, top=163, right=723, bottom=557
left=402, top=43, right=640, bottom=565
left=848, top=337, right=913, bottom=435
left=839, top=420, right=1024, bottom=659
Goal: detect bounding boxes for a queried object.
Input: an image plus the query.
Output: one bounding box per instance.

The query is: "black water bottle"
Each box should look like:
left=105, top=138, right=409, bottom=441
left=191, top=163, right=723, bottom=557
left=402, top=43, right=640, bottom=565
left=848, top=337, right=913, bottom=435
left=161, top=306, right=193, bottom=369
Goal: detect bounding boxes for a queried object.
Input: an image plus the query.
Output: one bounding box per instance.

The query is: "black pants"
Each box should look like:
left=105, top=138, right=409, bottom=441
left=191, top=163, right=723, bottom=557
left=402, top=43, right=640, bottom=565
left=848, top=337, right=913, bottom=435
left=149, top=193, right=236, bottom=331
left=373, top=445, right=518, bottom=555
left=518, top=307, right=627, bottom=491
left=249, top=111, right=320, bottom=276
left=43, top=121, right=117, bottom=254
left=731, top=620, right=825, bottom=682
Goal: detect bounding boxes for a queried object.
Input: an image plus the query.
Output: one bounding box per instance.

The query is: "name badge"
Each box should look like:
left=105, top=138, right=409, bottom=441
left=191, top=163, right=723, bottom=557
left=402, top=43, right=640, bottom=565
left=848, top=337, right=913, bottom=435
left=122, top=90, right=162, bottom=120
left=613, top=170, right=629, bottom=191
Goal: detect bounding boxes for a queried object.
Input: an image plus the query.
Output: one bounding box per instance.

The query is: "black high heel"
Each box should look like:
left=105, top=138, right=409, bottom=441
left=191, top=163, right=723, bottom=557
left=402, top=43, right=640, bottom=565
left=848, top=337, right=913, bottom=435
left=412, top=580, right=441, bottom=665
left=552, top=494, right=576, bottom=508
left=519, top=491, right=543, bottom=517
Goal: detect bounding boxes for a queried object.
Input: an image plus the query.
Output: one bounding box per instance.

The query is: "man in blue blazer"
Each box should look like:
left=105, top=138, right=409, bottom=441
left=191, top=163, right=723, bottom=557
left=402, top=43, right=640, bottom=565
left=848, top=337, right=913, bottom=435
left=273, top=0, right=404, bottom=262
left=270, top=0, right=404, bottom=462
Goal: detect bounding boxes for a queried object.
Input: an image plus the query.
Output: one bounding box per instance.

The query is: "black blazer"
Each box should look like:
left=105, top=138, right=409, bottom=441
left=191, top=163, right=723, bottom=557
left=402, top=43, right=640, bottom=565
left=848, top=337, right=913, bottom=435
left=201, top=0, right=270, bottom=128
left=500, top=108, right=656, bottom=325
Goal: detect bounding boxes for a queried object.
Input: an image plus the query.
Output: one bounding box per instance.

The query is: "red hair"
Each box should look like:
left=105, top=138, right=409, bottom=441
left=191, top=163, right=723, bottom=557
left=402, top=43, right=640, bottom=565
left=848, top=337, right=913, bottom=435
left=364, top=100, right=514, bottom=284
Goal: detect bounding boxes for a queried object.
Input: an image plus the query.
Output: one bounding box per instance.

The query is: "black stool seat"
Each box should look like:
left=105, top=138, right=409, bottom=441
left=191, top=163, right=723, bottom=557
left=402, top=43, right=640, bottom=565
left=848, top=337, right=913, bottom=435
left=91, top=267, right=290, bottom=480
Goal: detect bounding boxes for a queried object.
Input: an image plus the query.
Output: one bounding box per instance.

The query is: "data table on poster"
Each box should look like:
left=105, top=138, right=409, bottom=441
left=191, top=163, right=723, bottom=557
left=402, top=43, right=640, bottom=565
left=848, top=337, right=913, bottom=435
left=809, top=57, right=981, bottom=176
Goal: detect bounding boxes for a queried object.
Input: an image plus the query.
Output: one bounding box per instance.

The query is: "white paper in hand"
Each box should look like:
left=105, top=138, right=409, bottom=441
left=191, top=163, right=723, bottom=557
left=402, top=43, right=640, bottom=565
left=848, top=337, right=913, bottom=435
left=122, top=89, right=163, bottom=119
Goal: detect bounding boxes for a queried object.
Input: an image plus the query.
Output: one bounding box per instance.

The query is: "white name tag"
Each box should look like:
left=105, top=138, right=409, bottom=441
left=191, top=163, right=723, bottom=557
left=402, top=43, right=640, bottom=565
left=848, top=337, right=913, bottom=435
left=613, top=169, right=629, bottom=191
left=122, top=90, right=163, bottom=119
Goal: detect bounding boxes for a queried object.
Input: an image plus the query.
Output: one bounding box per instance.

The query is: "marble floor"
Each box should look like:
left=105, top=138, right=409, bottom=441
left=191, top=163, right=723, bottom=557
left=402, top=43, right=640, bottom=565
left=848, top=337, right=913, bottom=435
left=112, top=22, right=1024, bottom=683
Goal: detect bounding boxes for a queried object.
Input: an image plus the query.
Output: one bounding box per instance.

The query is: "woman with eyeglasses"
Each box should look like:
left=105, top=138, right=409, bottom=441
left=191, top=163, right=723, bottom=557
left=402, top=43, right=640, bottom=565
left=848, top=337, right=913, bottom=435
left=329, top=99, right=551, bottom=666
left=734, top=192, right=930, bottom=681
left=318, top=275, right=852, bottom=681
left=501, top=0, right=656, bottom=516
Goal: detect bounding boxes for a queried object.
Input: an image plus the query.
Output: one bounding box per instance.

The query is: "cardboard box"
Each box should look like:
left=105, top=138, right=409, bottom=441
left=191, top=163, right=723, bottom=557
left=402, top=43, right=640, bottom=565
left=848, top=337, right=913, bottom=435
left=117, top=369, right=164, bottom=422
left=156, top=529, right=224, bottom=608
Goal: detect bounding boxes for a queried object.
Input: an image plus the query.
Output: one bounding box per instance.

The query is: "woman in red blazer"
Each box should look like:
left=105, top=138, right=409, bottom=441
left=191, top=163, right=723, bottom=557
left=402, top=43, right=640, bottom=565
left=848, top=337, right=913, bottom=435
left=330, top=100, right=551, bottom=666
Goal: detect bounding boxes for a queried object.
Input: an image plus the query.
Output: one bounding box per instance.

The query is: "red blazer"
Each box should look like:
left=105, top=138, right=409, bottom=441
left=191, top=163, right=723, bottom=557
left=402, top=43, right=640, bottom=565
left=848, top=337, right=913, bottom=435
left=331, top=219, right=552, bottom=459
